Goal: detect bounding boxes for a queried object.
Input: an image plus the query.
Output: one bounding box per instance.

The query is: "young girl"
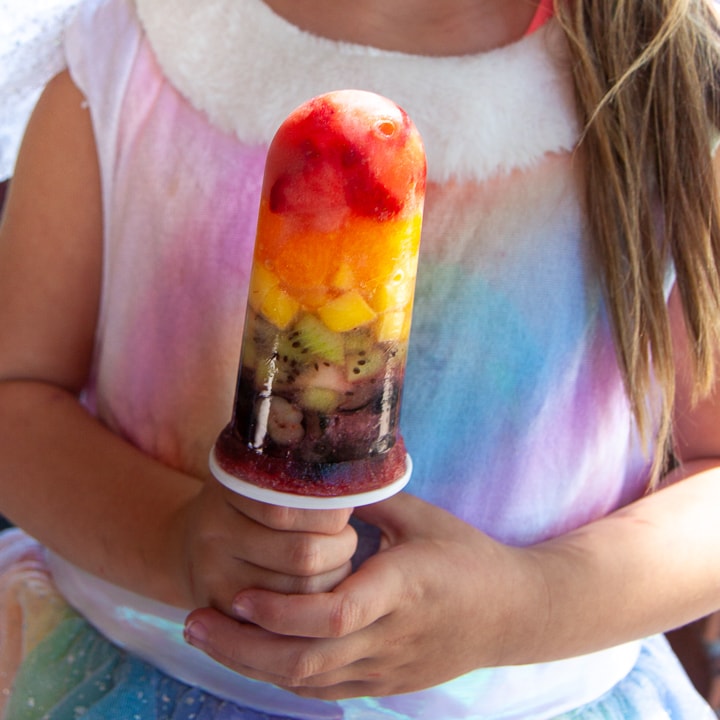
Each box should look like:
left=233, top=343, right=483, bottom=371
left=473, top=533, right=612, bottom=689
left=1, top=0, right=720, bottom=717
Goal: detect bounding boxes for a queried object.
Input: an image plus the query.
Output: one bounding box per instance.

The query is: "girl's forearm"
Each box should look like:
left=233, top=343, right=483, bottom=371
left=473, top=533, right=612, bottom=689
left=0, top=378, right=201, bottom=607
left=509, top=462, right=720, bottom=666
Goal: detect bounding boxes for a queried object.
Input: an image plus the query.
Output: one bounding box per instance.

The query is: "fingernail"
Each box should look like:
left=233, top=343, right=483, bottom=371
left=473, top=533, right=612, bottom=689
left=232, top=597, right=253, bottom=620
left=184, top=620, right=208, bottom=646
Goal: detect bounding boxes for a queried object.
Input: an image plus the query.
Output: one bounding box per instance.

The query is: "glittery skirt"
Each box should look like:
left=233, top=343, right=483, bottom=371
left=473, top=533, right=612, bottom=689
left=0, top=529, right=714, bottom=720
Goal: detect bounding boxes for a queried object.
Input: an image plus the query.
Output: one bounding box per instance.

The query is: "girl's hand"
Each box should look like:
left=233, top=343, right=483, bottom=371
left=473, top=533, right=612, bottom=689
left=182, top=285, right=720, bottom=694
left=183, top=492, right=542, bottom=699
left=174, top=477, right=358, bottom=614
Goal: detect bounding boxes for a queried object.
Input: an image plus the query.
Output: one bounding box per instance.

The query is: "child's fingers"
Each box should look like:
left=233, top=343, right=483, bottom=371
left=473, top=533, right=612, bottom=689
left=224, top=486, right=354, bottom=535
left=230, top=554, right=402, bottom=639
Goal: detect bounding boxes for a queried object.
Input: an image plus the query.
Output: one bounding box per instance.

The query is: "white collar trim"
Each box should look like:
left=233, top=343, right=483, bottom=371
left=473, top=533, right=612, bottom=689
left=134, top=0, right=579, bottom=183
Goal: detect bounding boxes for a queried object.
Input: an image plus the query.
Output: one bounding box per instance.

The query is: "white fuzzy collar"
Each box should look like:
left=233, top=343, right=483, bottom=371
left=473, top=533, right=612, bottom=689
left=134, top=0, right=579, bottom=183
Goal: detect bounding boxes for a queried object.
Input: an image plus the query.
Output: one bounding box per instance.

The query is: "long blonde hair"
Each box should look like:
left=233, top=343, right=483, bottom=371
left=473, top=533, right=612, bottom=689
left=556, top=0, right=720, bottom=483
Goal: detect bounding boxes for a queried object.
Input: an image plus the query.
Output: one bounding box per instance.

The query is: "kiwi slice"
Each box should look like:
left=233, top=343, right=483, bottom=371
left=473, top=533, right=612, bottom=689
left=300, top=386, right=341, bottom=413
left=254, top=352, right=296, bottom=390
left=242, top=311, right=275, bottom=367
left=344, top=327, right=374, bottom=354
left=346, top=347, right=385, bottom=382
left=282, top=312, right=345, bottom=365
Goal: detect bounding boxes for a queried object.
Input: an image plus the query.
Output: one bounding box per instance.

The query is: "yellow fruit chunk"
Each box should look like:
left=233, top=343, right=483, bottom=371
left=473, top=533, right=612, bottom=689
left=331, top=262, right=356, bottom=291
left=371, top=265, right=416, bottom=312
left=301, top=387, right=340, bottom=413
left=375, top=307, right=412, bottom=342
left=317, top=290, right=377, bottom=332
left=248, top=265, right=280, bottom=312
left=260, top=285, right=300, bottom=329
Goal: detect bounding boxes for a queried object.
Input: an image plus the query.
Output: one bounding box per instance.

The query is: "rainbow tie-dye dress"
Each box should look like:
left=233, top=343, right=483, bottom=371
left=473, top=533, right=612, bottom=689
left=0, top=0, right=714, bottom=718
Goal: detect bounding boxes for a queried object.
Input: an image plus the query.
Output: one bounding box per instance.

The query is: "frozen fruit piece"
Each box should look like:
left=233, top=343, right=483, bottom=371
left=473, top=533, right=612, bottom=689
left=295, top=361, right=349, bottom=392
left=344, top=327, right=374, bottom=352
left=341, top=215, right=422, bottom=289
left=314, top=406, right=395, bottom=459
left=256, top=212, right=337, bottom=292
left=337, top=379, right=382, bottom=411
left=346, top=347, right=385, bottom=382
left=248, top=265, right=281, bottom=313
left=286, top=312, right=345, bottom=365
left=330, top=262, right=356, bottom=291
left=260, top=285, right=300, bottom=329
left=265, top=91, right=425, bottom=225
left=264, top=396, right=304, bottom=445
left=317, top=290, right=376, bottom=333
left=375, top=308, right=412, bottom=342
left=244, top=311, right=276, bottom=352
left=301, top=387, right=341, bottom=413
left=371, top=258, right=417, bottom=312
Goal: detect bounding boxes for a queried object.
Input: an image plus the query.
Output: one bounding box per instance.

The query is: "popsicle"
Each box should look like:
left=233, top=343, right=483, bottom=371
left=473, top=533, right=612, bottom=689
left=210, top=89, right=426, bottom=508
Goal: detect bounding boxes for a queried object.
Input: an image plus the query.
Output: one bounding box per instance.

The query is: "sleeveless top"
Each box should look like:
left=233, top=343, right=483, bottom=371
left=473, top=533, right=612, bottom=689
left=48, top=0, right=662, bottom=717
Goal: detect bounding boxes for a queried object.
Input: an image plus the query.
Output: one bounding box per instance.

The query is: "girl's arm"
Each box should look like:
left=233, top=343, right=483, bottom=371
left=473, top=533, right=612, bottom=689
left=184, top=290, right=720, bottom=698
left=0, top=71, right=356, bottom=611
left=522, top=284, right=720, bottom=660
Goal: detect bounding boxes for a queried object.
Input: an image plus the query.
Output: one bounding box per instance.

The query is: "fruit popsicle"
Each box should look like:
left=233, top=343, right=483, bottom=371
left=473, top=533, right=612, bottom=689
left=210, top=90, right=426, bottom=508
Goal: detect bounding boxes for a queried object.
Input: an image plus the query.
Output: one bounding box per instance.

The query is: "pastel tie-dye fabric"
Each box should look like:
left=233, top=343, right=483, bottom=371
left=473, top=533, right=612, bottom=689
left=0, top=0, right=715, bottom=717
